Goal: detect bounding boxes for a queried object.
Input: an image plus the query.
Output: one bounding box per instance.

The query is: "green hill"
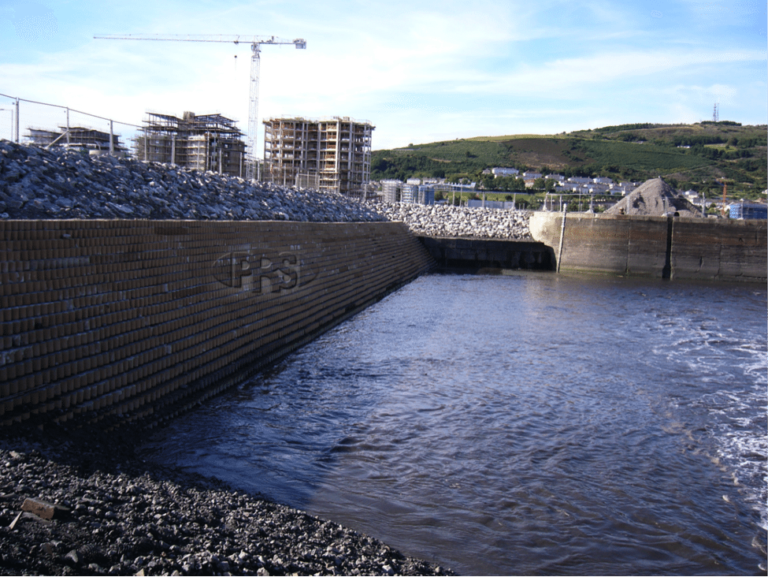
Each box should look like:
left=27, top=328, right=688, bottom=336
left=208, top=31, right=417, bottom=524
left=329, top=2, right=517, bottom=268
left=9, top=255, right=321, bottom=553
left=371, top=122, right=767, bottom=199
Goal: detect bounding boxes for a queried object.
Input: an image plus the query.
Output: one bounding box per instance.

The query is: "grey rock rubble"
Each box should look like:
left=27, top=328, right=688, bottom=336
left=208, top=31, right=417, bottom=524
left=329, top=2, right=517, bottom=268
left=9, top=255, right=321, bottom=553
left=603, top=177, right=701, bottom=217
left=0, top=141, right=385, bottom=223
left=0, top=431, right=454, bottom=576
left=0, top=140, right=533, bottom=240
left=373, top=203, right=533, bottom=240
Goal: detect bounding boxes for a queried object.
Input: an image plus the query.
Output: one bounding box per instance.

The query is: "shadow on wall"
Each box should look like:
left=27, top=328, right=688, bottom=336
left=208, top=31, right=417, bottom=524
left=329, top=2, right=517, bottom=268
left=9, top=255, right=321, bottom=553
left=417, top=237, right=555, bottom=274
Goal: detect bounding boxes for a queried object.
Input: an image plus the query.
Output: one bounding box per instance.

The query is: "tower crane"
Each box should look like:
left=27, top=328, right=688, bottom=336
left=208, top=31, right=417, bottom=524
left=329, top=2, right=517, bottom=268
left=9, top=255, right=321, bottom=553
left=94, top=34, right=307, bottom=180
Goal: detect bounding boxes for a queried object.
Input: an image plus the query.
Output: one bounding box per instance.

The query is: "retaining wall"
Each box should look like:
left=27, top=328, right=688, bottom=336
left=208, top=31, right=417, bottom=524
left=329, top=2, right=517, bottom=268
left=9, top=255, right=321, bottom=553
left=0, top=220, right=433, bottom=429
left=529, top=212, right=767, bottom=282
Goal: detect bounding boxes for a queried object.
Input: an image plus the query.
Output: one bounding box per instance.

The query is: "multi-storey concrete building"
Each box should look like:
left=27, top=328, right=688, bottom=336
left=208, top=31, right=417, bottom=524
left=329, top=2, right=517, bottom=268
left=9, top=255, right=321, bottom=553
left=135, top=111, right=246, bottom=177
left=381, top=179, right=402, bottom=203
left=263, top=116, right=374, bottom=198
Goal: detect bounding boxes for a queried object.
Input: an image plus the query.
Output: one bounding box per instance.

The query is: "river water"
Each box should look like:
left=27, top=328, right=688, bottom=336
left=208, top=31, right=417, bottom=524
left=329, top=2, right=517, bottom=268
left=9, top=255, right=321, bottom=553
left=141, top=273, right=767, bottom=575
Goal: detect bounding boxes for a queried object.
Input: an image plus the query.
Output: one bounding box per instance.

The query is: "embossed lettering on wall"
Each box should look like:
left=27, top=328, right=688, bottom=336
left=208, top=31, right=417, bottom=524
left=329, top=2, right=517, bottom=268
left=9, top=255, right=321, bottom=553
left=212, top=251, right=317, bottom=295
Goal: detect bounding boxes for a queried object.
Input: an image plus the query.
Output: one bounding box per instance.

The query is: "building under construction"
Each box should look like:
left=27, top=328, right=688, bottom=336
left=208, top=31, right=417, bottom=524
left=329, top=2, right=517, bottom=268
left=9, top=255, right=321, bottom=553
left=25, top=126, right=127, bottom=155
left=135, top=111, right=246, bottom=177
left=263, top=117, right=374, bottom=198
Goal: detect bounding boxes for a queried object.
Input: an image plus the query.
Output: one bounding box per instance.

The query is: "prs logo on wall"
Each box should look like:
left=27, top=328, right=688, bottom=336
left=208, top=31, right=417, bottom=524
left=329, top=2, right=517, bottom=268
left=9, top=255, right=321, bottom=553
left=212, top=252, right=317, bottom=294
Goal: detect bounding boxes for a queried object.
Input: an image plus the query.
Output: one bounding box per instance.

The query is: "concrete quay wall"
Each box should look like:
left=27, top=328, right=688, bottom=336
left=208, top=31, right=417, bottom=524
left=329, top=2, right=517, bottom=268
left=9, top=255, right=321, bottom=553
left=0, top=220, right=434, bottom=429
left=529, top=212, right=767, bottom=283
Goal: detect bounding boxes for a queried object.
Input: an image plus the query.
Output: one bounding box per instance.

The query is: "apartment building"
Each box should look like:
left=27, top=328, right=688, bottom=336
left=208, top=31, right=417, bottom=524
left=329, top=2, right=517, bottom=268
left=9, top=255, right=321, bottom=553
left=263, top=116, right=374, bottom=198
left=135, top=111, right=246, bottom=177
left=381, top=179, right=402, bottom=203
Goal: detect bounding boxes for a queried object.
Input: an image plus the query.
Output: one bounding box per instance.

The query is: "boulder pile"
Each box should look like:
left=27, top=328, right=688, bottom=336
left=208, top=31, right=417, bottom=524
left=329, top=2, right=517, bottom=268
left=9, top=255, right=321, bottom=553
left=0, top=436, right=453, bottom=576
left=0, top=141, right=385, bottom=222
left=0, top=140, right=534, bottom=239
left=603, top=177, right=702, bottom=217
left=374, top=203, right=533, bottom=240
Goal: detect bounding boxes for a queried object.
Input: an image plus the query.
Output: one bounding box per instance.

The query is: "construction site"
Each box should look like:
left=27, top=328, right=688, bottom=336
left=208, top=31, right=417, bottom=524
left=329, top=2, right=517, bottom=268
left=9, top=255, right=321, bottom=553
left=263, top=116, right=374, bottom=199
left=134, top=111, right=247, bottom=177
left=25, top=126, right=127, bottom=156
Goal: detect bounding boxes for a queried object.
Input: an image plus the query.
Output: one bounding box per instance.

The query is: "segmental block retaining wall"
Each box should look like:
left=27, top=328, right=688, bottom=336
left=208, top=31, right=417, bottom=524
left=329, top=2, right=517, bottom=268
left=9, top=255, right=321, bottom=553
left=0, top=220, right=434, bottom=429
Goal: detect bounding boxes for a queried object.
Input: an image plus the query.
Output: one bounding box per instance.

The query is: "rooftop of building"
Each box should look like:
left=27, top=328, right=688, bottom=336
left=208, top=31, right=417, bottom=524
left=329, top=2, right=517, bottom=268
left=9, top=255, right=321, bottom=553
left=263, top=116, right=375, bottom=128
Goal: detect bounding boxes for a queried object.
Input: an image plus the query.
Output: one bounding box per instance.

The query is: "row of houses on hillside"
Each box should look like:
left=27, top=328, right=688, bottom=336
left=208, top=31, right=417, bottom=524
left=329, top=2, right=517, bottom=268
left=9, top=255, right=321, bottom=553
left=554, top=179, right=639, bottom=195
left=485, top=167, right=639, bottom=195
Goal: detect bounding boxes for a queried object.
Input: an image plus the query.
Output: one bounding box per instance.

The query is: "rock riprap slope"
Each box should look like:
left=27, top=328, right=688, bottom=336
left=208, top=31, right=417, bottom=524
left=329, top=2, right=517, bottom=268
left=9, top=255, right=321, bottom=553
left=0, top=141, right=385, bottom=222
left=375, top=203, right=533, bottom=240
left=0, top=140, right=533, bottom=239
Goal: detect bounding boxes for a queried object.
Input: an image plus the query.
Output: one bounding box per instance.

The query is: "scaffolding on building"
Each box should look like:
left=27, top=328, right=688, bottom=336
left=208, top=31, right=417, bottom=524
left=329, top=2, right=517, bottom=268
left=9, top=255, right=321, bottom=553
left=263, top=116, right=374, bottom=199
left=135, top=111, right=247, bottom=177
left=26, top=126, right=127, bottom=155
left=295, top=172, right=320, bottom=190
left=381, top=179, right=402, bottom=203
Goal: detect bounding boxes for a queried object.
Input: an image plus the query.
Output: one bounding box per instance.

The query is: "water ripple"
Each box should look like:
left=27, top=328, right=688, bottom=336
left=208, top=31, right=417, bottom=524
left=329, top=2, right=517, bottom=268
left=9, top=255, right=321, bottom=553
left=142, top=274, right=767, bottom=575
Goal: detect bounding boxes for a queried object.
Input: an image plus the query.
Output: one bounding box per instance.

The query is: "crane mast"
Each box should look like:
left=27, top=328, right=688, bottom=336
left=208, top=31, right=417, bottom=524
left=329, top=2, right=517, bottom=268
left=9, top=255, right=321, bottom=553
left=94, top=34, right=307, bottom=181
left=248, top=44, right=261, bottom=181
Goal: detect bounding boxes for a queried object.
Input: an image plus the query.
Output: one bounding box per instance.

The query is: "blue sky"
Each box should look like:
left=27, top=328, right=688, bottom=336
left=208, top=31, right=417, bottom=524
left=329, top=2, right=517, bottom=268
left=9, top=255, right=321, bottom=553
left=0, top=0, right=765, bottom=154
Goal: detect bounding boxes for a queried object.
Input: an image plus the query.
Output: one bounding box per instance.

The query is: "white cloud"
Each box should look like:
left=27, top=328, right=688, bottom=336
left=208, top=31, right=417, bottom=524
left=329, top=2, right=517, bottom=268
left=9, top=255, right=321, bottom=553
left=461, top=49, right=765, bottom=97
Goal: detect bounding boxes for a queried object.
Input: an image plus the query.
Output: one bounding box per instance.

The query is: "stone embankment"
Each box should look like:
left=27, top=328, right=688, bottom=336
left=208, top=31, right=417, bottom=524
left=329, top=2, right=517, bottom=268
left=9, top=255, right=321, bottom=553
left=0, top=140, right=533, bottom=240
left=0, top=434, right=453, bottom=576
left=0, top=141, right=384, bottom=223
left=375, top=203, right=533, bottom=240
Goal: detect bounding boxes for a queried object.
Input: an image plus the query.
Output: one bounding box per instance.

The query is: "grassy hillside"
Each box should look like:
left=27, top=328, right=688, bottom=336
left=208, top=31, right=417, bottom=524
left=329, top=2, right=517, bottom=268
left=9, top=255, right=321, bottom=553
left=372, top=122, right=767, bottom=199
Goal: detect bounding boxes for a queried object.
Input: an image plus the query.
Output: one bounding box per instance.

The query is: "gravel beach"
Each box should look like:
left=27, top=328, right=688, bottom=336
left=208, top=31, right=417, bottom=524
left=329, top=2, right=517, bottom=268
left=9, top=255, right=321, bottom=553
left=0, top=427, right=454, bottom=576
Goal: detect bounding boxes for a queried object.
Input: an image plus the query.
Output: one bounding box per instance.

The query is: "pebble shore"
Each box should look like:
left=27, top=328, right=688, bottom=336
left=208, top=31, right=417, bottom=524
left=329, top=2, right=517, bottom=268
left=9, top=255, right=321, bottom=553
left=0, top=140, right=533, bottom=240
left=0, top=430, right=453, bottom=576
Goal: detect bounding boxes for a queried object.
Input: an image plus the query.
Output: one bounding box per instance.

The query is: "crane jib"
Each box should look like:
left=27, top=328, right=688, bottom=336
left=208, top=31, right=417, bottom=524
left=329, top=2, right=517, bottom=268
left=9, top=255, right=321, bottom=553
left=93, top=34, right=307, bottom=182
